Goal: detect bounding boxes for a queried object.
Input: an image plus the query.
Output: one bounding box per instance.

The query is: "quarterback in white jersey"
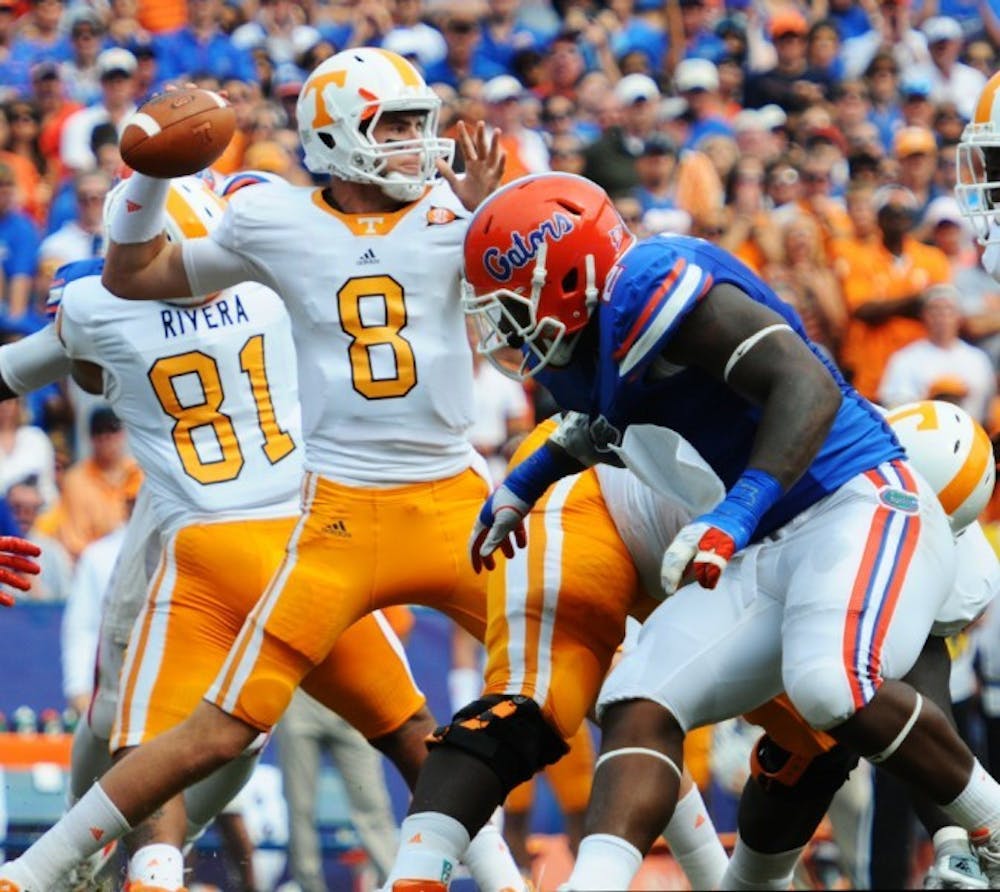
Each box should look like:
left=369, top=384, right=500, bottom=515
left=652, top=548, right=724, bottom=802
left=0, top=49, right=531, bottom=892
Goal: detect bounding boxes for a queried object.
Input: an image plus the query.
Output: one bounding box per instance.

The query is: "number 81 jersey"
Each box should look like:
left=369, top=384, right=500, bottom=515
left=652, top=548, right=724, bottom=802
left=58, top=274, right=303, bottom=534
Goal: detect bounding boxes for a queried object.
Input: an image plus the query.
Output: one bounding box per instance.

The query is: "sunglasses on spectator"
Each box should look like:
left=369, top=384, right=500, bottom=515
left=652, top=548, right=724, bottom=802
left=700, top=226, right=726, bottom=237
left=802, top=171, right=830, bottom=183
left=73, top=28, right=99, bottom=39
left=446, top=20, right=477, bottom=34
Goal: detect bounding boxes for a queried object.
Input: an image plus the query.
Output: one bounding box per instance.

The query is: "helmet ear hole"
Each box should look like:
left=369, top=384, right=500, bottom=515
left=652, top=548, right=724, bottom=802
left=318, top=132, right=335, bottom=149
left=562, top=266, right=578, bottom=292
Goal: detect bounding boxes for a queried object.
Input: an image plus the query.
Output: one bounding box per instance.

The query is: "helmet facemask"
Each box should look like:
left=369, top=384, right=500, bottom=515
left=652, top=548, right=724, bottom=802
left=956, top=127, right=1000, bottom=244
left=462, top=243, right=599, bottom=380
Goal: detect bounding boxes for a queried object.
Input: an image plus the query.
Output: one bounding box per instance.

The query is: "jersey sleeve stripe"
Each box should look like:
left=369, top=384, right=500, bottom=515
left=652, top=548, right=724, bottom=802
left=617, top=262, right=708, bottom=378
left=612, top=258, right=686, bottom=363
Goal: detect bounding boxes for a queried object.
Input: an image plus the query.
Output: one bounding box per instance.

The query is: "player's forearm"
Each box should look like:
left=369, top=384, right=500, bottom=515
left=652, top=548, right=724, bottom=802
left=103, top=235, right=174, bottom=300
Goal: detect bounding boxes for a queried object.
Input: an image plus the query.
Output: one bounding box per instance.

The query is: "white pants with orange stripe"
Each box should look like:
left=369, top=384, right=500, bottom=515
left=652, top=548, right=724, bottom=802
left=599, top=460, right=957, bottom=732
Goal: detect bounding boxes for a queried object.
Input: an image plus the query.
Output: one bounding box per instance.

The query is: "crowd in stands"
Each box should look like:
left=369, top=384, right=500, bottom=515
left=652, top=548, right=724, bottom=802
left=0, top=0, right=998, bottom=597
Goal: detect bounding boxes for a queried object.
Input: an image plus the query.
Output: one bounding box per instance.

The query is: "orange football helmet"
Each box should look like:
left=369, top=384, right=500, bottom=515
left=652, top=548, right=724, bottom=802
left=956, top=70, right=1000, bottom=244
left=461, top=173, right=634, bottom=380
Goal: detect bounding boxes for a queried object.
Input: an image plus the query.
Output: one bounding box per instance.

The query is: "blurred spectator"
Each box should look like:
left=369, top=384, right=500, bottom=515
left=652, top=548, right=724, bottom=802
left=607, top=0, right=668, bottom=72
left=766, top=213, right=847, bottom=360
left=919, top=195, right=978, bottom=276
left=894, top=125, right=939, bottom=215
left=60, top=47, right=139, bottom=174
left=478, top=0, right=547, bottom=73
left=53, top=406, right=142, bottom=560
left=827, top=0, right=873, bottom=42
left=276, top=689, right=401, bottom=891
left=932, top=103, right=965, bottom=147
left=423, top=5, right=506, bottom=89
left=231, top=0, right=320, bottom=67
left=0, top=160, right=38, bottom=317
left=0, top=0, right=31, bottom=103
left=212, top=77, right=259, bottom=174
left=0, top=102, right=46, bottom=224
left=482, top=74, right=549, bottom=182
left=963, top=37, right=996, bottom=80
left=807, top=18, right=844, bottom=83
left=14, top=0, right=70, bottom=66
left=583, top=72, right=659, bottom=196
left=674, top=57, right=733, bottom=150
left=381, top=0, right=448, bottom=70
left=743, top=9, right=827, bottom=114
left=6, top=477, right=71, bottom=602
left=674, top=0, right=725, bottom=64
left=536, top=30, right=587, bottom=101
left=0, top=395, right=56, bottom=504
left=719, top=152, right=781, bottom=273
left=33, top=61, right=82, bottom=182
left=954, top=241, right=1000, bottom=367
left=916, top=15, right=986, bottom=121
left=879, top=283, right=996, bottom=424
left=775, top=150, right=853, bottom=252
left=863, top=50, right=903, bottom=152
left=128, top=39, right=162, bottom=104
left=547, top=131, right=586, bottom=174
left=39, top=169, right=108, bottom=271
left=835, top=184, right=952, bottom=399
left=61, top=5, right=108, bottom=107
left=158, top=0, right=256, bottom=83
left=764, top=155, right=802, bottom=211
left=697, top=132, right=739, bottom=186
left=107, top=0, right=152, bottom=52
left=899, top=72, right=936, bottom=130
left=841, top=0, right=931, bottom=81
left=831, top=79, right=872, bottom=141
left=61, top=480, right=137, bottom=714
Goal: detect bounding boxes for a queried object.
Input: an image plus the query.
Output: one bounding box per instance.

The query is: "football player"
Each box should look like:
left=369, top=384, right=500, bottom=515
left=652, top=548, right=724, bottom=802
left=449, top=172, right=1000, bottom=890
left=0, top=48, right=527, bottom=892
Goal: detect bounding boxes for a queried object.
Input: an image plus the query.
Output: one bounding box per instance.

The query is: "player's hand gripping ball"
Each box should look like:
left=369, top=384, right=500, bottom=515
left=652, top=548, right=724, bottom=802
left=120, top=88, right=235, bottom=178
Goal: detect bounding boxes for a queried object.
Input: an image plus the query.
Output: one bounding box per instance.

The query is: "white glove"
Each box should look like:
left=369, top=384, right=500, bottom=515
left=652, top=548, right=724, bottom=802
left=469, top=482, right=530, bottom=573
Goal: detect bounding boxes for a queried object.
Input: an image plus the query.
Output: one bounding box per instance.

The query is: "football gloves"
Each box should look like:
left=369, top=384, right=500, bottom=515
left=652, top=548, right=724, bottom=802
left=469, top=483, right=530, bottom=573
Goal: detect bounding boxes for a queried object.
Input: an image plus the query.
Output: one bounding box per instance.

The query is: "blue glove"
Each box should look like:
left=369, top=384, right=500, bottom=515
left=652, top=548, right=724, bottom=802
left=661, top=469, right=782, bottom=595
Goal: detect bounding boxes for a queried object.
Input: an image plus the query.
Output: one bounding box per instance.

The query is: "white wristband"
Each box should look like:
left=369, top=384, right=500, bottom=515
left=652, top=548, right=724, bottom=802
left=108, top=173, right=169, bottom=244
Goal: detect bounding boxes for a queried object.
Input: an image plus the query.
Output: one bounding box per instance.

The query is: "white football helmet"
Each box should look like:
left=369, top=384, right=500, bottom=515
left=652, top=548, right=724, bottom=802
left=296, top=47, right=454, bottom=202
left=956, top=70, right=1000, bottom=244
left=885, top=400, right=995, bottom=534
left=103, top=175, right=228, bottom=305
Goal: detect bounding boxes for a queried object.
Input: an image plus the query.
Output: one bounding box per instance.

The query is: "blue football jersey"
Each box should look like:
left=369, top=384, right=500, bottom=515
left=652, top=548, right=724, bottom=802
left=536, top=234, right=903, bottom=539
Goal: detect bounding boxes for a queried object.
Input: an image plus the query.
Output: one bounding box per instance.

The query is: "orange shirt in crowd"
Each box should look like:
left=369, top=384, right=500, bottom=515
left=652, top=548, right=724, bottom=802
left=832, top=236, right=951, bottom=400
left=51, top=457, right=143, bottom=559
left=0, top=150, right=45, bottom=224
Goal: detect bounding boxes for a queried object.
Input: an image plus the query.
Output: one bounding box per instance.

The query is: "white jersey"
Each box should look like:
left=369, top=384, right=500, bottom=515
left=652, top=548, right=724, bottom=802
left=58, top=275, right=302, bottom=534
left=184, top=180, right=480, bottom=484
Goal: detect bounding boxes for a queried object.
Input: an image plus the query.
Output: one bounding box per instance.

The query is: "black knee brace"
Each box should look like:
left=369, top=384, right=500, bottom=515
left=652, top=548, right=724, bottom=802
left=428, top=694, right=569, bottom=797
left=751, top=734, right=859, bottom=800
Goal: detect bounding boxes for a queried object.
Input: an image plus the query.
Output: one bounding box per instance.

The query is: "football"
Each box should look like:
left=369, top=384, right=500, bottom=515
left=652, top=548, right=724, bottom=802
left=120, top=88, right=235, bottom=178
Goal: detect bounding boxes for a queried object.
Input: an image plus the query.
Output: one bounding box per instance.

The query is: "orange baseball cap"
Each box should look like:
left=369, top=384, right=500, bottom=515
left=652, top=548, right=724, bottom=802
left=769, top=9, right=808, bottom=38
left=893, top=125, right=937, bottom=158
